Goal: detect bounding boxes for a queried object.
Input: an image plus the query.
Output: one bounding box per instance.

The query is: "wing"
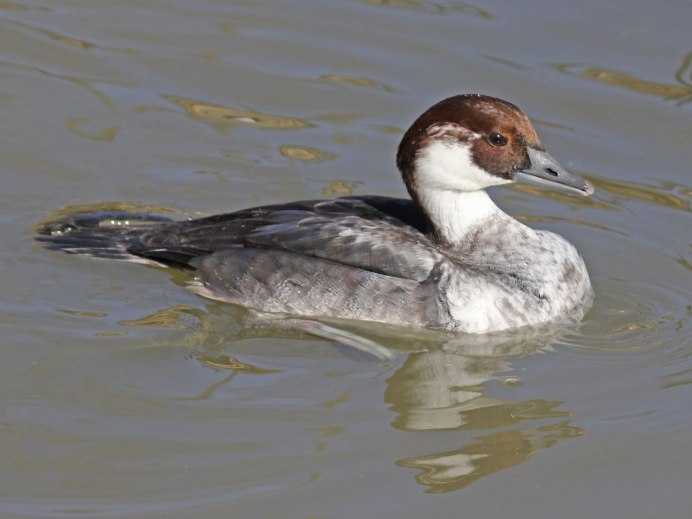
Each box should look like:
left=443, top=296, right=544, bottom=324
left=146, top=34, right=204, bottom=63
left=137, top=196, right=443, bottom=281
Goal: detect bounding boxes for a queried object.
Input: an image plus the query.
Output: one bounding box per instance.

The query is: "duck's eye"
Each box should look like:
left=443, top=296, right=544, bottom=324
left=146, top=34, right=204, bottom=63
left=487, top=132, right=508, bottom=147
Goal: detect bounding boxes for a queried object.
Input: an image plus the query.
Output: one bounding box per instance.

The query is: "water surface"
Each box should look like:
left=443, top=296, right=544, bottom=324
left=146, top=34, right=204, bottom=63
left=1, top=0, right=690, bottom=517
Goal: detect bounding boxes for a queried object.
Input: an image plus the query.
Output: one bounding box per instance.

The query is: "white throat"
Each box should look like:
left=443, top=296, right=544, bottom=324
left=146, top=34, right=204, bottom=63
left=413, top=139, right=516, bottom=245
left=417, top=189, right=509, bottom=245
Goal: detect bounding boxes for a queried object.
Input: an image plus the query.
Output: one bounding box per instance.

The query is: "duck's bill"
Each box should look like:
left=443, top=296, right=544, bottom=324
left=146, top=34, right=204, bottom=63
left=515, top=148, right=594, bottom=196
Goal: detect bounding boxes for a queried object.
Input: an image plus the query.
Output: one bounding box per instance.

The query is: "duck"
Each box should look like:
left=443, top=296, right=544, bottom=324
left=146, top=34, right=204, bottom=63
left=37, top=94, right=594, bottom=334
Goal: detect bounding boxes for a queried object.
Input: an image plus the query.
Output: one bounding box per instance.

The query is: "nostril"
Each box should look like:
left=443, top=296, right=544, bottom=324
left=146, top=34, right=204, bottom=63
left=545, top=168, right=559, bottom=177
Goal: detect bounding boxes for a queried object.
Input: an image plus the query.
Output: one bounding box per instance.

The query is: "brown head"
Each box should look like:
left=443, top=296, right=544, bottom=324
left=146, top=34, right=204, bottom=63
left=396, top=94, right=593, bottom=203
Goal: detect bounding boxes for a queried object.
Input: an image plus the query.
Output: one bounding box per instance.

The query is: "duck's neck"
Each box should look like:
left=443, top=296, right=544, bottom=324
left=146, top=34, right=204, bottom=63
left=416, top=188, right=521, bottom=247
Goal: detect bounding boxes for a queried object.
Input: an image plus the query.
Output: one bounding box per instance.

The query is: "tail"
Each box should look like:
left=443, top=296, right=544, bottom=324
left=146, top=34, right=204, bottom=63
left=36, top=210, right=177, bottom=266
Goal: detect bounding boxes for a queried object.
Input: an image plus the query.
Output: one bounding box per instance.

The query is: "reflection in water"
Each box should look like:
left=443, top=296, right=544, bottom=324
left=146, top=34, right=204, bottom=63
left=181, top=313, right=587, bottom=493
left=165, top=95, right=312, bottom=129
left=387, top=351, right=502, bottom=431
left=512, top=174, right=690, bottom=213
left=398, top=419, right=582, bottom=493
left=38, top=201, right=188, bottom=226
left=589, top=177, right=690, bottom=212
left=383, top=330, right=583, bottom=492
left=197, top=353, right=282, bottom=375
left=554, top=52, right=692, bottom=105
left=279, top=145, right=336, bottom=162
left=320, top=180, right=363, bottom=196
left=118, top=304, right=208, bottom=330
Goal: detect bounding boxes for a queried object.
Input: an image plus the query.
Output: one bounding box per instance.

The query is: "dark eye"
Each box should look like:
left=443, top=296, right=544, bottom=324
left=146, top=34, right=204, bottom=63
left=487, top=132, right=508, bottom=147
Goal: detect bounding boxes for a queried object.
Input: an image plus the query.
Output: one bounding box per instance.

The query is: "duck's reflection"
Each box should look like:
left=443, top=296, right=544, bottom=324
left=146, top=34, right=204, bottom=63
left=387, top=350, right=505, bottom=431
left=398, top=418, right=582, bottom=493
left=117, top=303, right=584, bottom=494
left=384, top=331, right=584, bottom=492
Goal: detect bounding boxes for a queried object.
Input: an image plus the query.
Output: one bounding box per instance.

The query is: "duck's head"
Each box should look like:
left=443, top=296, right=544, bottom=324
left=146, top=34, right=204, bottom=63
left=396, top=94, right=594, bottom=199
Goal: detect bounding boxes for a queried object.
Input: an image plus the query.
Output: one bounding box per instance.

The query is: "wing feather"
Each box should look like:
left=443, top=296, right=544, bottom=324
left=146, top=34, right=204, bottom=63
left=169, top=196, right=441, bottom=281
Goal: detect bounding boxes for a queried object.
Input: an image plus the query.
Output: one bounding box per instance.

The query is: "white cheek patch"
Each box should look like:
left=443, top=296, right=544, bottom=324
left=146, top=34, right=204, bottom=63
left=415, top=139, right=509, bottom=192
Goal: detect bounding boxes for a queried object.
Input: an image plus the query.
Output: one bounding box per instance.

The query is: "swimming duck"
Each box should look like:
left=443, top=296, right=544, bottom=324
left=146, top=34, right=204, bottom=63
left=38, top=94, right=593, bottom=333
